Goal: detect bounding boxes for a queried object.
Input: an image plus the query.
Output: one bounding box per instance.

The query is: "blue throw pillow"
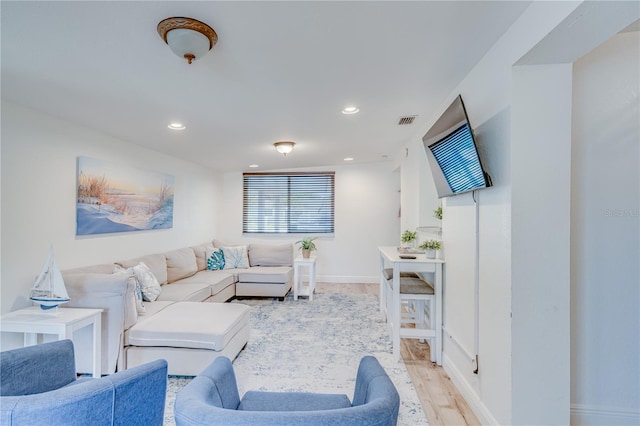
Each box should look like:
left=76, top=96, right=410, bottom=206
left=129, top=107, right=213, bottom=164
left=207, top=249, right=225, bottom=270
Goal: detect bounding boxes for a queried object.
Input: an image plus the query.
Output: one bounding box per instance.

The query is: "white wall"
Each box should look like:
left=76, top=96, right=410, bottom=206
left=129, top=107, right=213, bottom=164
left=398, top=136, right=442, bottom=233
left=571, top=32, right=640, bottom=424
left=218, top=162, right=400, bottom=282
left=409, top=3, right=583, bottom=424
left=398, top=1, right=639, bottom=424
left=0, top=102, right=222, bottom=348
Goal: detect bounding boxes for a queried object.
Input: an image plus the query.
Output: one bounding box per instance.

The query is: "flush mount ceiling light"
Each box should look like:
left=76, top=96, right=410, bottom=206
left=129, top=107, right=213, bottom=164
left=341, top=106, right=359, bottom=115
left=273, top=141, right=295, bottom=156
left=167, top=122, right=186, bottom=130
left=157, top=17, right=218, bottom=64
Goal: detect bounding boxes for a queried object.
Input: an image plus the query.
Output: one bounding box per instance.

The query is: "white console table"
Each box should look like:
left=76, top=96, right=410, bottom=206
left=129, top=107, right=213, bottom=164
left=378, top=246, right=444, bottom=364
left=1, top=307, right=103, bottom=377
left=293, top=255, right=317, bottom=300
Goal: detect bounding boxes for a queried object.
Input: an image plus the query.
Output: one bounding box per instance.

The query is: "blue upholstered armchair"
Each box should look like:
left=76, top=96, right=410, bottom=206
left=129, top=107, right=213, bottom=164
left=0, top=339, right=167, bottom=426
left=174, top=355, right=400, bottom=426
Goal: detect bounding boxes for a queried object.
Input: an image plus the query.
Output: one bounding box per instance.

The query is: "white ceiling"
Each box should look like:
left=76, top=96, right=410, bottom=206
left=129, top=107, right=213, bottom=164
left=1, top=1, right=530, bottom=172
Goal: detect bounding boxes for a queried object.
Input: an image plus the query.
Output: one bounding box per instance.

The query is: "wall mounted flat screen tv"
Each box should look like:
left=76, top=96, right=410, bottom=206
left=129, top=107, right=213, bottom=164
left=423, top=95, right=491, bottom=198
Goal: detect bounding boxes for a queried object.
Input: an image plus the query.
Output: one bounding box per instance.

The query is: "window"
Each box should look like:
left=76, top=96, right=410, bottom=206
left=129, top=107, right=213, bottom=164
left=243, top=172, right=335, bottom=234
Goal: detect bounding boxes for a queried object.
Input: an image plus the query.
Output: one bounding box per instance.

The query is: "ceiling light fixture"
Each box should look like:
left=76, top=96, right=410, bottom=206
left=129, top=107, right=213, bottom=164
left=341, top=106, right=360, bottom=115
left=168, top=122, right=186, bottom=130
left=344, top=156, right=354, bottom=161
left=157, top=17, right=218, bottom=64
left=249, top=164, right=259, bottom=168
left=273, top=141, right=295, bottom=156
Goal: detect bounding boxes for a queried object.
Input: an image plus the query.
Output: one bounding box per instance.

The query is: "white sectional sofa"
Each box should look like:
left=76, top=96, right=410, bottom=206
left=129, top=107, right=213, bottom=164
left=61, top=241, right=294, bottom=376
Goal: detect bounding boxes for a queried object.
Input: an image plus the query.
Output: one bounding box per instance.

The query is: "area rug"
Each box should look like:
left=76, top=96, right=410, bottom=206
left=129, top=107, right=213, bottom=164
left=164, top=292, right=428, bottom=425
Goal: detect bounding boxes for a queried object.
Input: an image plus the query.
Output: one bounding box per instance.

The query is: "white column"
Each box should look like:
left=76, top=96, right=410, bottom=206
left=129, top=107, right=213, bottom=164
left=511, top=64, right=572, bottom=425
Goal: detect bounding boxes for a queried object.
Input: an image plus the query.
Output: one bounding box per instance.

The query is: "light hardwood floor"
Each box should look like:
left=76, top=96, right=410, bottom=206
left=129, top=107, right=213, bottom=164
left=315, top=282, right=479, bottom=426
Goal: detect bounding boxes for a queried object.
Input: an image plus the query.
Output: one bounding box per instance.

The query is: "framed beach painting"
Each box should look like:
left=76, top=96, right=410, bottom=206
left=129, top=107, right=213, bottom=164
left=76, top=157, right=174, bottom=236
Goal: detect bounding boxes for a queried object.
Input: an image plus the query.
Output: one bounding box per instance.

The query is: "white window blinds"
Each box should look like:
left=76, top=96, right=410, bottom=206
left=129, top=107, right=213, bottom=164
left=243, top=172, right=335, bottom=234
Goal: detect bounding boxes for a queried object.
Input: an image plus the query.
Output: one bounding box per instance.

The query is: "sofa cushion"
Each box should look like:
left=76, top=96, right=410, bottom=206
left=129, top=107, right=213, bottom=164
left=191, top=243, right=215, bottom=271
left=221, top=246, right=249, bottom=269
left=126, top=302, right=251, bottom=351
left=117, top=253, right=168, bottom=285
left=174, top=270, right=235, bottom=295
left=129, top=301, right=175, bottom=328
left=237, top=266, right=293, bottom=284
left=382, top=268, right=420, bottom=281
left=248, top=243, right=293, bottom=267
left=239, top=391, right=351, bottom=412
left=165, top=248, right=198, bottom=283
left=155, top=283, right=211, bottom=302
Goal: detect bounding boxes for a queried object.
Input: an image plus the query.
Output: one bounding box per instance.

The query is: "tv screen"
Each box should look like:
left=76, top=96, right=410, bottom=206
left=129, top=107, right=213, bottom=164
left=423, top=95, right=491, bottom=198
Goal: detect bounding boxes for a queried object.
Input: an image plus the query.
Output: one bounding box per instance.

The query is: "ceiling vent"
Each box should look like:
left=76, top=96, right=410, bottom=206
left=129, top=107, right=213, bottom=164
left=397, top=115, right=417, bottom=125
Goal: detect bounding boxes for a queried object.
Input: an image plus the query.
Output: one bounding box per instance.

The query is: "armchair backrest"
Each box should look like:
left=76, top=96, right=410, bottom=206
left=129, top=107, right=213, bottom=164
left=0, top=340, right=76, bottom=396
left=0, top=340, right=168, bottom=426
left=175, top=355, right=400, bottom=426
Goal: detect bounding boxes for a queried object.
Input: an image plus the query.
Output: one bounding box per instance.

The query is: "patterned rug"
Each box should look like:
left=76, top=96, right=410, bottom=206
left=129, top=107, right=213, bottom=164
left=164, top=292, right=428, bottom=425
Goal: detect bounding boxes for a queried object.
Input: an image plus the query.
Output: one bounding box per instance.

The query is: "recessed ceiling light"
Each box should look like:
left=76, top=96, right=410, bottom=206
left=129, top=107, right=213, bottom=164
left=168, top=122, right=186, bottom=130
left=344, top=156, right=354, bottom=161
left=341, top=106, right=359, bottom=115
left=249, top=164, right=259, bottom=168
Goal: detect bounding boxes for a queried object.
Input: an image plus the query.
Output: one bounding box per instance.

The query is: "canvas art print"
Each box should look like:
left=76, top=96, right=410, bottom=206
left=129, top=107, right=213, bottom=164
left=76, top=156, right=174, bottom=236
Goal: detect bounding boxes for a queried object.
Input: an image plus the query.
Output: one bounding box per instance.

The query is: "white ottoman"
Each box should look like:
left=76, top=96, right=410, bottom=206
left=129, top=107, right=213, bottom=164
left=124, top=301, right=251, bottom=376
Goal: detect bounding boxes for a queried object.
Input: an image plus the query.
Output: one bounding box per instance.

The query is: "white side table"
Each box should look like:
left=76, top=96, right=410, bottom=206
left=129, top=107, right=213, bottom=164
left=293, top=255, right=317, bottom=301
left=1, top=307, right=103, bottom=377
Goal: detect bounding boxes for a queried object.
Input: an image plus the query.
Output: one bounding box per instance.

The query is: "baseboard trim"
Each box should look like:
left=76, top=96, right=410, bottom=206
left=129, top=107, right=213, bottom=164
left=571, top=404, right=640, bottom=425
left=443, top=355, right=640, bottom=426
left=443, top=353, right=499, bottom=425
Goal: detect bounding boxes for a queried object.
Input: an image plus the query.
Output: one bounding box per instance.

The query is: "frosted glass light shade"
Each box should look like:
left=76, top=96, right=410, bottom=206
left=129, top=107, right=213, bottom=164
left=274, top=141, right=295, bottom=155
left=166, top=29, right=211, bottom=63
left=157, top=17, right=217, bottom=64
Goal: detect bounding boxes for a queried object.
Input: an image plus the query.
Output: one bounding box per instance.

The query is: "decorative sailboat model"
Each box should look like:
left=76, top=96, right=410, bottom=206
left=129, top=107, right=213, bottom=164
left=30, top=246, right=70, bottom=310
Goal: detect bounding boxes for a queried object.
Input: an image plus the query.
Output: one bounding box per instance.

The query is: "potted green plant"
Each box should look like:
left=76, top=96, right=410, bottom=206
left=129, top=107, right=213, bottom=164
left=434, top=205, right=443, bottom=220
left=401, top=230, right=417, bottom=249
left=419, top=240, right=442, bottom=259
left=296, top=237, right=317, bottom=258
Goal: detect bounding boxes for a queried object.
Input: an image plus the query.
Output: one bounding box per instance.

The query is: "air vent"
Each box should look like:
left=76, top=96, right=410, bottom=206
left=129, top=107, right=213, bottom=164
left=397, top=115, right=417, bottom=125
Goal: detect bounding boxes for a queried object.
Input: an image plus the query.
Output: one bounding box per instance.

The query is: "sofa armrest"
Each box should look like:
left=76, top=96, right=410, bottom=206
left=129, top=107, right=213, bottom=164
left=62, top=272, right=137, bottom=375
left=0, top=340, right=76, bottom=396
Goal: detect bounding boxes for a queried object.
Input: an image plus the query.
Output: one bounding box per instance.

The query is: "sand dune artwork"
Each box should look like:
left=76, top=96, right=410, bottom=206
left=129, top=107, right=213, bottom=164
left=76, top=156, right=174, bottom=236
